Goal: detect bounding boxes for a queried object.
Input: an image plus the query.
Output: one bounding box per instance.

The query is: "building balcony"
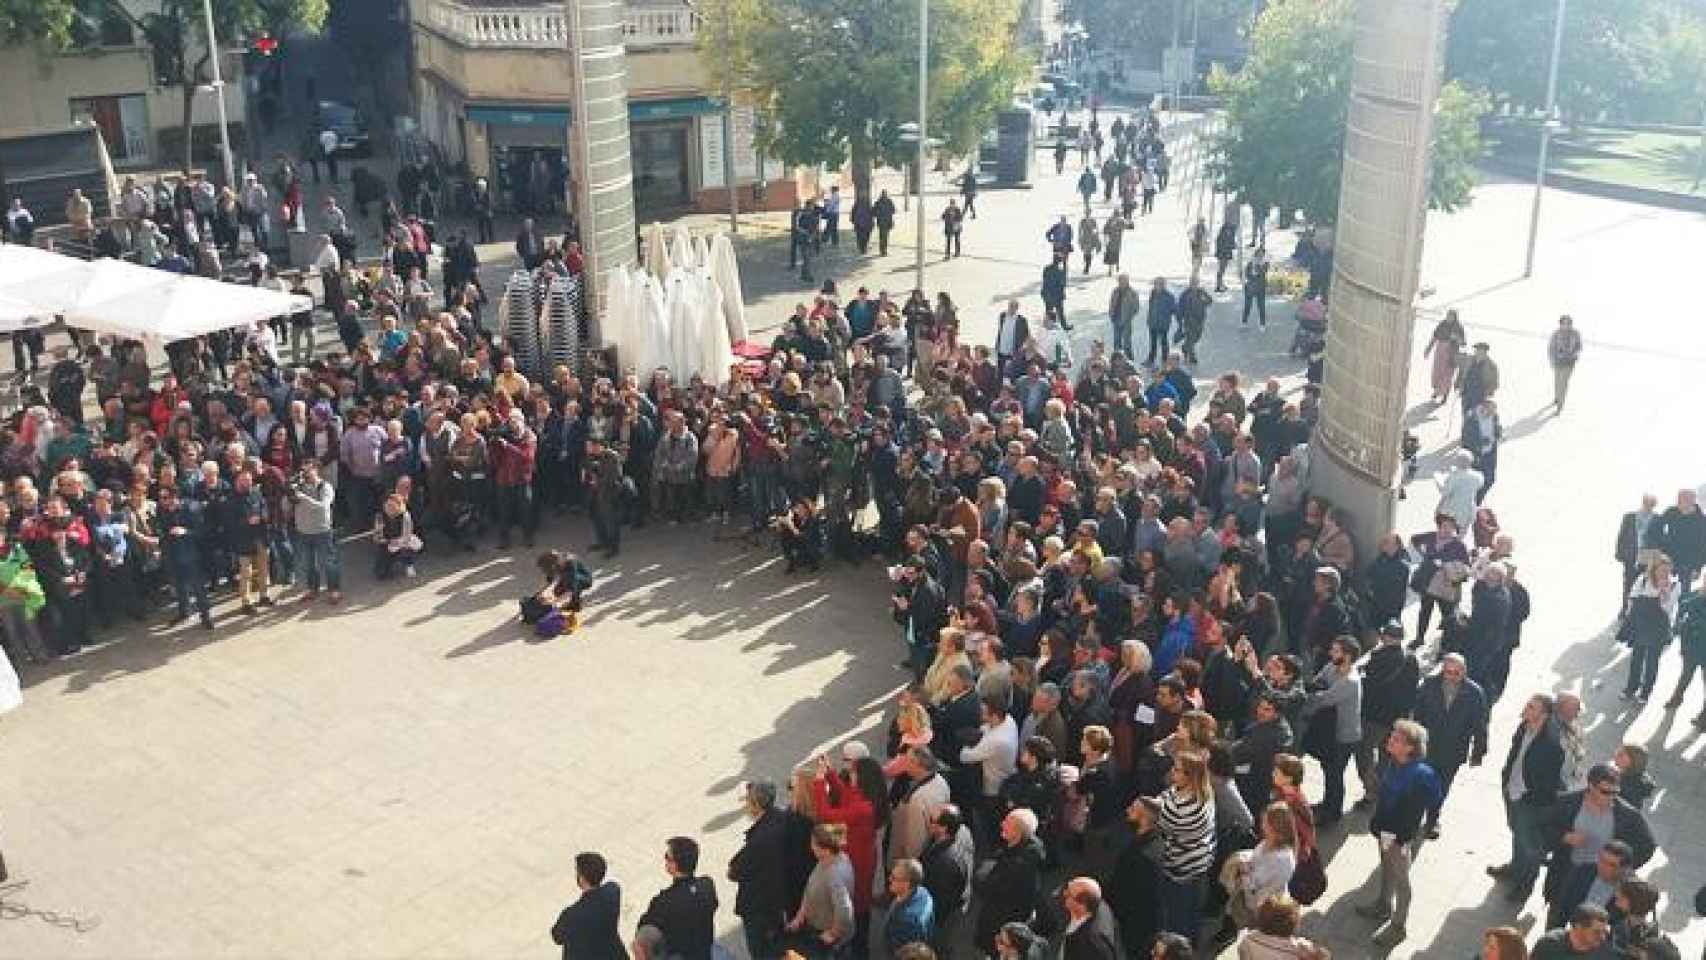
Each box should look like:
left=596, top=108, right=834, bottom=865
left=420, top=0, right=699, bottom=49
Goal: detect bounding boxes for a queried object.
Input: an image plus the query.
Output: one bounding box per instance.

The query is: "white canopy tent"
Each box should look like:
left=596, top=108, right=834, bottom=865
left=0, top=245, right=310, bottom=344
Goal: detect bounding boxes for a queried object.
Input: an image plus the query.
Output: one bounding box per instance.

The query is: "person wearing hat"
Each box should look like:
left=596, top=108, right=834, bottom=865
left=1458, top=341, right=1500, bottom=416
left=1355, top=620, right=1421, bottom=808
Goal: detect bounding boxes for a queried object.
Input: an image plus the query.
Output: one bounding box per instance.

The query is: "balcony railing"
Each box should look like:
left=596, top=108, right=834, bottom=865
left=423, top=1, right=699, bottom=49
left=624, top=4, right=701, bottom=47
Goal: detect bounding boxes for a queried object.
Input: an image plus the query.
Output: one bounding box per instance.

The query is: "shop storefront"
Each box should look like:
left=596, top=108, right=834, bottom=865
left=468, top=103, right=572, bottom=216
left=627, top=97, right=719, bottom=216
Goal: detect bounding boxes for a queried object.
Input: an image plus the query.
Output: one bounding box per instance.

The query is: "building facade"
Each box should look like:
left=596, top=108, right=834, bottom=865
left=0, top=11, right=247, bottom=172
left=408, top=0, right=791, bottom=221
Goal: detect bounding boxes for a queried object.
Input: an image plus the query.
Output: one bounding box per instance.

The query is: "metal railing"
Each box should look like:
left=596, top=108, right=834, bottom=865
left=623, top=4, right=701, bottom=47
left=423, top=0, right=699, bottom=49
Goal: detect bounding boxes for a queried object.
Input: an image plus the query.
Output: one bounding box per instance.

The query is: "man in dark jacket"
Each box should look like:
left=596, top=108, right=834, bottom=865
left=873, top=190, right=897, bottom=255
left=1614, top=495, right=1659, bottom=611
left=516, top=217, right=544, bottom=270
left=158, top=485, right=213, bottom=629
left=634, top=837, right=718, bottom=960
left=920, top=804, right=975, bottom=956
left=729, top=781, right=791, bottom=960
left=1353, top=719, right=1442, bottom=947
left=974, top=810, right=1046, bottom=953
left=1411, top=654, right=1488, bottom=836
left=1656, top=489, right=1706, bottom=588
left=1489, top=694, right=1565, bottom=901
left=1041, top=257, right=1069, bottom=330
left=553, top=852, right=629, bottom=960
left=1228, top=691, right=1293, bottom=814
left=1060, top=877, right=1122, bottom=960
left=1540, top=763, right=1657, bottom=926
left=1458, top=564, right=1514, bottom=705
left=895, top=556, right=947, bottom=678
left=1145, top=277, right=1177, bottom=367
left=1356, top=621, right=1420, bottom=806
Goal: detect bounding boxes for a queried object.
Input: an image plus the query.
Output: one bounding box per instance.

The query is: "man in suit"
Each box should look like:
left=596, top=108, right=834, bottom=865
left=1488, top=694, right=1565, bottom=902
left=1540, top=763, right=1657, bottom=925
left=1411, top=654, right=1489, bottom=838
left=729, top=780, right=791, bottom=960
left=1614, top=495, right=1659, bottom=613
left=552, top=852, right=628, bottom=960
left=1059, top=877, right=1122, bottom=960
left=995, top=300, right=1031, bottom=378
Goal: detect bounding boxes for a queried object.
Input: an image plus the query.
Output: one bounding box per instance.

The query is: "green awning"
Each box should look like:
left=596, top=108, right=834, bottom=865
left=628, top=97, right=723, bottom=122
left=467, top=105, right=572, bottom=128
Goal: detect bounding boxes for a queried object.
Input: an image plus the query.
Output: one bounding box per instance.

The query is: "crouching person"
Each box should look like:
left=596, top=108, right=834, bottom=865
left=373, top=493, right=420, bottom=579
left=776, top=498, right=826, bottom=574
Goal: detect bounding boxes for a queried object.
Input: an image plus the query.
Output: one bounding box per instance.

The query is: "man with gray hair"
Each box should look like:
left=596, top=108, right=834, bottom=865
left=1412, top=652, right=1488, bottom=839
left=890, top=747, right=951, bottom=867
left=973, top=808, right=1046, bottom=953
left=1019, top=682, right=1070, bottom=761
left=729, top=779, right=791, bottom=960
left=1354, top=718, right=1442, bottom=946
left=1461, top=561, right=1514, bottom=705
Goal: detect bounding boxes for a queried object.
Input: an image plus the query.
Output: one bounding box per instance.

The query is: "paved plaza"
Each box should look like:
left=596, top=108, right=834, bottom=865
left=3, top=141, right=1706, bottom=958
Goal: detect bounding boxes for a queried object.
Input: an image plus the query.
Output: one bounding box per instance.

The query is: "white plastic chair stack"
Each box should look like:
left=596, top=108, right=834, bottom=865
left=542, top=273, right=581, bottom=373
left=503, top=270, right=542, bottom=376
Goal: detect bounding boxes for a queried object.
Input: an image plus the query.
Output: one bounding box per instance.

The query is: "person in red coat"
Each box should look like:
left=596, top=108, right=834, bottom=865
left=811, top=748, right=888, bottom=956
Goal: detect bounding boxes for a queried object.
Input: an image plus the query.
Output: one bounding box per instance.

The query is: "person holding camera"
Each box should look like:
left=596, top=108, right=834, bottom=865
left=290, top=459, right=342, bottom=604
left=585, top=437, right=628, bottom=558
left=776, top=498, right=826, bottom=575
left=489, top=409, right=539, bottom=549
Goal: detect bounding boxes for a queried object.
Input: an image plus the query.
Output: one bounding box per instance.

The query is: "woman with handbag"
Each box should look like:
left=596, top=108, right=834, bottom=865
left=1621, top=554, right=1679, bottom=703
left=1409, top=515, right=1470, bottom=650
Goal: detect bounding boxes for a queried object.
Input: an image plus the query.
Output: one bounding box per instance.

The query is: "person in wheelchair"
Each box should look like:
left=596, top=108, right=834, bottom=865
left=776, top=498, right=827, bottom=574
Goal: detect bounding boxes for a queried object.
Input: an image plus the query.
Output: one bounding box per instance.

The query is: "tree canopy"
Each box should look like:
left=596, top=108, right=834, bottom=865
left=1446, top=0, right=1706, bottom=122
left=701, top=0, right=1030, bottom=200
left=1209, top=0, right=1486, bottom=225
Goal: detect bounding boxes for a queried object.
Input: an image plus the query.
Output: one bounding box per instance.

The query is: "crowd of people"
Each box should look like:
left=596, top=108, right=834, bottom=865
left=0, top=90, right=1695, bottom=960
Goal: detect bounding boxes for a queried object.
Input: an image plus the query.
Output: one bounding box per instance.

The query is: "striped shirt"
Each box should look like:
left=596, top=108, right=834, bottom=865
left=1157, top=787, right=1216, bottom=881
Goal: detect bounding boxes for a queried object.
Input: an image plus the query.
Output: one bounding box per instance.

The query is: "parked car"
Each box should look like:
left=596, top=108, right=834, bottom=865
left=312, top=100, right=371, bottom=156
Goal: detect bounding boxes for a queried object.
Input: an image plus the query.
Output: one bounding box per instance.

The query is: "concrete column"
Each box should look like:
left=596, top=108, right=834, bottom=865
left=564, top=0, right=639, bottom=344
left=1310, top=0, right=1448, bottom=563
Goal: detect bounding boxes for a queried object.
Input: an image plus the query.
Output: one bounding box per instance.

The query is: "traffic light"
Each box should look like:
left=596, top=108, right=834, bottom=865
left=249, top=33, right=278, bottom=56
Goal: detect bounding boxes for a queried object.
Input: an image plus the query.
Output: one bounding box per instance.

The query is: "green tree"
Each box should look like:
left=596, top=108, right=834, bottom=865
left=4, top=0, right=327, bottom=171
left=1055, top=0, right=1248, bottom=62
left=1446, top=0, right=1668, bottom=119
left=701, top=0, right=1030, bottom=203
left=1210, top=0, right=1486, bottom=225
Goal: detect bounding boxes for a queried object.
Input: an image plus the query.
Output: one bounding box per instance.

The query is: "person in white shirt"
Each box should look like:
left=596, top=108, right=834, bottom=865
left=959, top=697, right=1018, bottom=802
left=1434, top=450, right=1483, bottom=534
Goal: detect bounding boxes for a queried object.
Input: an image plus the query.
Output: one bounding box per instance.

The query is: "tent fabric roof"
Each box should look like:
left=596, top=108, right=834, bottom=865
left=0, top=245, right=311, bottom=343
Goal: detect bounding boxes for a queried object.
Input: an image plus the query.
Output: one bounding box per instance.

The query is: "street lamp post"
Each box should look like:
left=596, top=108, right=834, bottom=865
left=720, top=0, right=738, bottom=232
left=200, top=0, right=236, bottom=187
left=916, top=0, right=928, bottom=294
left=1524, top=0, right=1566, bottom=278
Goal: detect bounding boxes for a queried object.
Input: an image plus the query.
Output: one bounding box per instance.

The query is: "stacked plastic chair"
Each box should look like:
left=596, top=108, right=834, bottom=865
left=502, top=269, right=542, bottom=377
left=542, top=273, right=581, bottom=374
